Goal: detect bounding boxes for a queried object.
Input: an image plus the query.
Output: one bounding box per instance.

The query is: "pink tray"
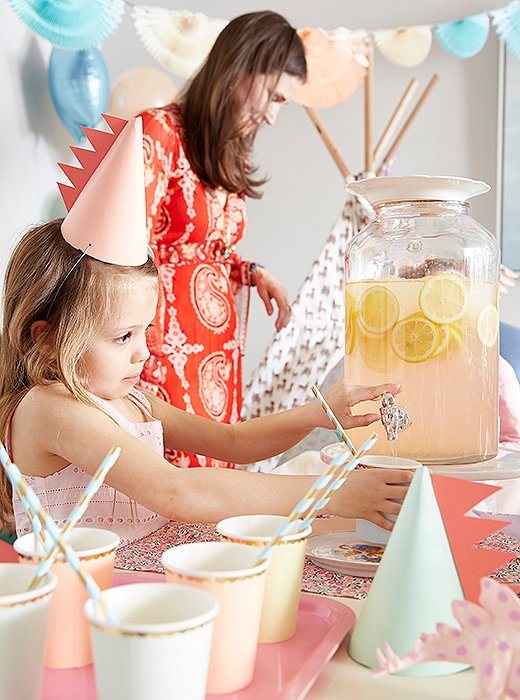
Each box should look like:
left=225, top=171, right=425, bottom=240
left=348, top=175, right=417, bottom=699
left=42, top=571, right=355, bottom=700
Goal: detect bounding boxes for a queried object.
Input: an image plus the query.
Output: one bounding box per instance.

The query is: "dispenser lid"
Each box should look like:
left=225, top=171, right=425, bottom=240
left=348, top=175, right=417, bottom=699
left=346, top=175, right=490, bottom=207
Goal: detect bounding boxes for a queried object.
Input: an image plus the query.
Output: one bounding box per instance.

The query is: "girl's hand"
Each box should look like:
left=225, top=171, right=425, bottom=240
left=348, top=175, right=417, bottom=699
left=329, top=467, right=412, bottom=529
left=314, top=380, right=402, bottom=430
left=252, top=266, right=291, bottom=332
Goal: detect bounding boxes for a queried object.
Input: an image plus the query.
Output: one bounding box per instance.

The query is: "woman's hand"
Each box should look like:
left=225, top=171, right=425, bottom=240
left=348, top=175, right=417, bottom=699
left=329, top=467, right=412, bottom=530
left=312, top=380, right=402, bottom=430
left=252, top=266, right=291, bottom=332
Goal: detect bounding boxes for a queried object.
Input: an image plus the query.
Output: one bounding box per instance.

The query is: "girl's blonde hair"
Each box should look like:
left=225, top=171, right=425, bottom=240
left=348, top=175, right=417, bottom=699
left=0, top=219, right=158, bottom=528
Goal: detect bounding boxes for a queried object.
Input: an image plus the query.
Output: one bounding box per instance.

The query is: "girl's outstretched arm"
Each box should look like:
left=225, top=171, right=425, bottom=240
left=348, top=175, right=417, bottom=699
left=12, top=384, right=410, bottom=527
left=149, top=381, right=401, bottom=464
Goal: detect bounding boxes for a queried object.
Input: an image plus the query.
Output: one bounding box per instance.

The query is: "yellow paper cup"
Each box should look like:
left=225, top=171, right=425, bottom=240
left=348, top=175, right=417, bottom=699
left=161, top=541, right=268, bottom=694
left=85, top=582, right=218, bottom=700
left=15, top=527, right=119, bottom=668
left=217, top=515, right=311, bottom=643
left=0, top=563, right=56, bottom=700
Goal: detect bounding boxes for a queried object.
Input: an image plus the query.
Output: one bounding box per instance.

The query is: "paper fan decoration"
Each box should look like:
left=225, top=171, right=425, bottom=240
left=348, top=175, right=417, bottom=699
left=294, top=27, right=369, bottom=108
left=375, top=25, right=432, bottom=67
left=435, top=13, right=490, bottom=58
left=6, top=0, right=124, bottom=49
left=493, top=1, right=520, bottom=60
left=133, top=5, right=227, bottom=79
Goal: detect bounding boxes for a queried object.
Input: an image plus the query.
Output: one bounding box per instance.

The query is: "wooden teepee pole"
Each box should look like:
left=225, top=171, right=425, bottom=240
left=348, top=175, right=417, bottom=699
left=372, top=78, right=420, bottom=170
left=377, top=74, right=440, bottom=176
left=364, top=38, right=374, bottom=172
left=304, top=106, right=351, bottom=179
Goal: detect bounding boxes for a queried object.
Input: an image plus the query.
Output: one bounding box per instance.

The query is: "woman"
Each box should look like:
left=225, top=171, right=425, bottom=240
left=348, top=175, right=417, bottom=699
left=139, top=11, right=307, bottom=468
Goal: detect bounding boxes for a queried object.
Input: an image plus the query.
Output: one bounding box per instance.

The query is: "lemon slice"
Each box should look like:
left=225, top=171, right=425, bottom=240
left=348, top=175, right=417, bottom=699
left=345, top=290, right=358, bottom=355
left=391, top=315, right=439, bottom=363
left=477, top=304, right=499, bottom=347
left=419, top=274, right=468, bottom=324
left=431, top=324, right=449, bottom=357
left=448, top=322, right=464, bottom=350
left=359, top=332, right=398, bottom=373
left=358, top=286, right=400, bottom=335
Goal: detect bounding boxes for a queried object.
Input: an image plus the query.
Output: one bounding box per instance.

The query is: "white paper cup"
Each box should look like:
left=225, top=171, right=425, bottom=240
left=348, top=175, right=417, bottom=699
left=0, top=563, right=57, bottom=700
left=15, top=527, right=120, bottom=668
left=162, top=541, right=268, bottom=694
left=85, top=582, right=218, bottom=700
left=320, top=445, right=421, bottom=545
left=217, top=514, right=311, bottom=643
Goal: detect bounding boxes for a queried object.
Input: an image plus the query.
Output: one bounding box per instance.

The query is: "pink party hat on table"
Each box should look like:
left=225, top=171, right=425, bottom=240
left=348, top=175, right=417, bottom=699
left=58, top=114, right=148, bottom=266
left=349, top=467, right=515, bottom=677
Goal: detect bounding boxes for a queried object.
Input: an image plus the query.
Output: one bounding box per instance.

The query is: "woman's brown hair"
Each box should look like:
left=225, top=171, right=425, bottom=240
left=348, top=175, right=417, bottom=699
left=179, top=10, right=307, bottom=199
left=0, top=219, right=157, bottom=528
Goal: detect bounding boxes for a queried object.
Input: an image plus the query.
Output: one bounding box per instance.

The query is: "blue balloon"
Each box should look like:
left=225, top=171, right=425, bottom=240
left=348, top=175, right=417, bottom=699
left=48, top=47, right=109, bottom=142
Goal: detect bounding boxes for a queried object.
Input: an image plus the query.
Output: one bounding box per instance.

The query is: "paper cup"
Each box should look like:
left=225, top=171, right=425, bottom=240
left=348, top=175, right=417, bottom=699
left=15, top=527, right=119, bottom=668
left=162, top=541, right=268, bottom=694
left=0, top=563, right=56, bottom=700
left=320, top=445, right=421, bottom=545
left=217, top=514, right=311, bottom=643
left=85, top=582, right=218, bottom=700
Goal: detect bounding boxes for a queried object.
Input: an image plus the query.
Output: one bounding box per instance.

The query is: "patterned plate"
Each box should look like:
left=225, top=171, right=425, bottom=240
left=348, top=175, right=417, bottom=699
left=306, top=531, right=385, bottom=578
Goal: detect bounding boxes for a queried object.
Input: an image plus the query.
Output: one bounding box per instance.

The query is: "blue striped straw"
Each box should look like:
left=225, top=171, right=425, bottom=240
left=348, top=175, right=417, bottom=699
left=0, top=455, right=117, bottom=624
left=28, top=447, right=121, bottom=590
left=311, top=384, right=357, bottom=454
left=0, top=444, right=49, bottom=551
left=255, top=433, right=378, bottom=564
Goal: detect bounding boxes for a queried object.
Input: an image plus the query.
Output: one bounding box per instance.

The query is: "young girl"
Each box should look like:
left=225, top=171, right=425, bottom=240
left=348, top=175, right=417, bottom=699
left=0, top=219, right=411, bottom=544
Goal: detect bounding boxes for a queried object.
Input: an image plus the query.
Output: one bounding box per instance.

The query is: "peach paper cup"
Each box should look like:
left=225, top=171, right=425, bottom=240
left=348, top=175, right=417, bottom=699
left=0, top=563, right=56, bottom=700
left=217, top=514, right=311, bottom=643
left=15, top=527, right=119, bottom=668
left=162, top=541, right=268, bottom=695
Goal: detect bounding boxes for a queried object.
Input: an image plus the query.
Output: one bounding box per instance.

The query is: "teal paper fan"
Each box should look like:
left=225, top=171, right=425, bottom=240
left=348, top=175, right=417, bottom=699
left=493, top=0, right=520, bottom=59
left=435, top=13, right=490, bottom=59
left=7, top=0, right=125, bottom=49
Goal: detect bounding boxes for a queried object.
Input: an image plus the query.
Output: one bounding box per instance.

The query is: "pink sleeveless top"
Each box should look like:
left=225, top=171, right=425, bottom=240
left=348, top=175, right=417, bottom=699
left=11, top=388, right=169, bottom=545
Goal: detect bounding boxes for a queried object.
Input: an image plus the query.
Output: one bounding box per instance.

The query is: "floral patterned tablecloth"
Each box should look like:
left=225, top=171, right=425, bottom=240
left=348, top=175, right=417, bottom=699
left=114, top=519, right=520, bottom=600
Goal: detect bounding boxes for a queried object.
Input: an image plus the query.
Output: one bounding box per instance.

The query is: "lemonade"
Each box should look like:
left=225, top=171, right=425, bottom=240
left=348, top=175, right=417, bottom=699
left=345, top=274, right=499, bottom=464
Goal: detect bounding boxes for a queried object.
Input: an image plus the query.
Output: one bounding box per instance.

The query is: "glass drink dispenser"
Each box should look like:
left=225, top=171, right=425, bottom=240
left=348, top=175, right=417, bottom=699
left=344, top=176, right=499, bottom=464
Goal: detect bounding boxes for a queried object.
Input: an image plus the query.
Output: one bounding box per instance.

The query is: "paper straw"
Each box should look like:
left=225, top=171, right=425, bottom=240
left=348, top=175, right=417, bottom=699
left=0, top=444, right=48, bottom=552
left=28, top=447, right=121, bottom=590
left=0, top=454, right=117, bottom=624
left=255, top=432, right=378, bottom=564
left=311, top=384, right=357, bottom=454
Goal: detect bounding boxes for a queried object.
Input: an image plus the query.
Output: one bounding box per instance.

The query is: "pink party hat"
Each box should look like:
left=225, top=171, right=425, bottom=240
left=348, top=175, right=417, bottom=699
left=58, top=114, right=148, bottom=266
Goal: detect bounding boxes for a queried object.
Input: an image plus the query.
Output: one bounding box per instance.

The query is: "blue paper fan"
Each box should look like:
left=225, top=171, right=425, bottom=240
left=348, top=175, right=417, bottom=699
left=435, top=13, right=490, bottom=59
left=7, top=0, right=125, bottom=50
left=493, top=0, right=520, bottom=59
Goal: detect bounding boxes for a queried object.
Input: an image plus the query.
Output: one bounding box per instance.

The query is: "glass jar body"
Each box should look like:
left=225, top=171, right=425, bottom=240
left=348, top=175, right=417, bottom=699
left=345, top=201, right=499, bottom=465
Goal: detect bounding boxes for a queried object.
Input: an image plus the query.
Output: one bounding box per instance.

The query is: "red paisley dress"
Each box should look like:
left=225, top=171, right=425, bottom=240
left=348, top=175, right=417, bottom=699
left=139, top=106, right=252, bottom=469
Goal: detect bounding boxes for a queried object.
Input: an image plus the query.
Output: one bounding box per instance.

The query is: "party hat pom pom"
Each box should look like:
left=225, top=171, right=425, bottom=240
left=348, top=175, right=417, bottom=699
left=493, top=1, right=520, bottom=60
left=7, top=0, right=124, bottom=50
left=375, top=26, right=432, bottom=67
left=435, top=13, right=490, bottom=59
left=133, top=5, right=227, bottom=79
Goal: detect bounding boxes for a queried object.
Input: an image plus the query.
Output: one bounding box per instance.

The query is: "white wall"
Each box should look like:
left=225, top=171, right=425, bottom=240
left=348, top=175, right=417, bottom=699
left=1, top=0, right=518, bottom=379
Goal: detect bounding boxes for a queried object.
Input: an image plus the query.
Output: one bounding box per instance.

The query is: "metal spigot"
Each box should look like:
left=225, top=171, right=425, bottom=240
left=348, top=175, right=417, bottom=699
left=379, top=393, right=411, bottom=441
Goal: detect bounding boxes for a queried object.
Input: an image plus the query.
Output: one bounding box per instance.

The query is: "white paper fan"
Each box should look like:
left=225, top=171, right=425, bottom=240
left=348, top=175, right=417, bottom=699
left=133, top=5, right=227, bottom=79
left=295, top=27, right=369, bottom=108
left=375, top=25, right=432, bottom=67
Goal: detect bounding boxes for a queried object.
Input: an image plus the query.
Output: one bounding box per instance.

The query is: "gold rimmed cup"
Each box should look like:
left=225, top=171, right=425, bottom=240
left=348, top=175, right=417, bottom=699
left=161, top=541, right=268, bottom=694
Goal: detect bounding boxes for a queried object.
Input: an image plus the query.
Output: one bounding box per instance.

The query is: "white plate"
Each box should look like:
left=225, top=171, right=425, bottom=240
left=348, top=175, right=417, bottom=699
left=320, top=443, right=520, bottom=481
left=306, top=531, right=385, bottom=578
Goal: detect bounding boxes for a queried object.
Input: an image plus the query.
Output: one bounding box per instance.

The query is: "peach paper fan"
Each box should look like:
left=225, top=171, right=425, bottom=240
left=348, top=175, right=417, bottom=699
left=295, top=27, right=369, bottom=108
left=132, top=5, right=227, bottom=79
left=375, top=26, right=432, bottom=67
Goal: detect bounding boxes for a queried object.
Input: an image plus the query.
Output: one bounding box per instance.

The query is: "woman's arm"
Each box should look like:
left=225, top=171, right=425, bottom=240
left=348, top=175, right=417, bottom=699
left=148, top=380, right=400, bottom=464
left=13, top=385, right=410, bottom=528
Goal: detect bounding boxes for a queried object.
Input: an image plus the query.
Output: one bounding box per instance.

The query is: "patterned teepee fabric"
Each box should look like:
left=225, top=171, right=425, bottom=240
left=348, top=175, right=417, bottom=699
left=241, top=192, right=371, bottom=472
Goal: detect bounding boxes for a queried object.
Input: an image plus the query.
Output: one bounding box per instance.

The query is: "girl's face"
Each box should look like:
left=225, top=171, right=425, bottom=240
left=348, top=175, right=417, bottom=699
left=82, top=282, right=157, bottom=400
left=235, top=72, right=303, bottom=135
